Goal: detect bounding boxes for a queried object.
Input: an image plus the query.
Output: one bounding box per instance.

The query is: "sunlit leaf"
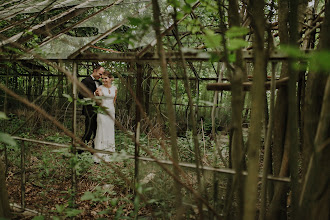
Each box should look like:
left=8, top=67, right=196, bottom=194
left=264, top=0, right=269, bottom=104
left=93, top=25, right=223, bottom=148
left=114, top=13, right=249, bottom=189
left=228, top=52, right=236, bottom=63
left=81, top=191, right=95, bottom=201
left=0, top=132, right=17, bottom=146
left=183, top=4, right=192, bottom=13
left=203, top=29, right=222, bottom=49
left=176, top=11, right=184, bottom=20
left=227, top=38, right=248, bottom=50
left=226, top=26, right=249, bottom=38
left=0, top=112, right=8, bottom=120
left=187, top=0, right=197, bottom=4
left=62, top=93, right=72, bottom=102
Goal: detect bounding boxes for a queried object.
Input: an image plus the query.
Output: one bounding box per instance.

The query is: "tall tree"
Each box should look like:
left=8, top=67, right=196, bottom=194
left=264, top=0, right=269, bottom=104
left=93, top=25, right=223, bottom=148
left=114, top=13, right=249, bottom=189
left=243, top=0, right=266, bottom=220
left=268, top=0, right=290, bottom=218
left=299, top=1, right=330, bottom=219
left=225, top=0, right=247, bottom=219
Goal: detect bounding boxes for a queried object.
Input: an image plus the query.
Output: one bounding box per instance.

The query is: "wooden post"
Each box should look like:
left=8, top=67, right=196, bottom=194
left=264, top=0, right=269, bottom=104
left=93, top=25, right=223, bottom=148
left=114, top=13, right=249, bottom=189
left=145, top=66, right=152, bottom=116
left=71, top=62, right=78, bottom=207
left=20, top=141, right=26, bottom=210
left=134, top=63, right=144, bottom=187
left=4, top=66, right=8, bottom=176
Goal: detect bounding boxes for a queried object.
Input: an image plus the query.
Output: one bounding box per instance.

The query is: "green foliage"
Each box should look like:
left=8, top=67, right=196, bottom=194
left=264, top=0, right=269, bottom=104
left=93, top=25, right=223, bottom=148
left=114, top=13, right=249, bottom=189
left=103, top=15, right=153, bottom=50
left=62, top=93, right=73, bottom=102
left=309, top=50, right=330, bottom=72
left=0, top=112, right=8, bottom=119
left=200, top=0, right=218, bottom=13
left=202, top=29, right=222, bottom=49
left=52, top=204, right=82, bottom=219
left=127, top=16, right=152, bottom=31
left=66, top=27, right=99, bottom=37
left=81, top=185, right=115, bottom=203
left=0, top=112, right=17, bottom=147
left=0, top=132, right=16, bottom=147
left=226, top=26, right=249, bottom=38
left=280, top=46, right=330, bottom=72
left=45, top=133, right=71, bottom=144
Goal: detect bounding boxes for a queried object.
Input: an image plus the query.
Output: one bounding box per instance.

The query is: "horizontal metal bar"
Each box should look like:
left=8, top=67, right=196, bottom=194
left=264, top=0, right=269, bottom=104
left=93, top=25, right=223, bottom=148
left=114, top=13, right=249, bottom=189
left=0, top=49, right=312, bottom=62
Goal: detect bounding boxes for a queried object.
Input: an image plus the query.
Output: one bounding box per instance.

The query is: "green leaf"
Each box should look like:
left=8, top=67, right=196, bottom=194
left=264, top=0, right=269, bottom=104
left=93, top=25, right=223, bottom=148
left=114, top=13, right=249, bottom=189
left=81, top=191, right=95, bottom=201
left=228, top=52, right=236, bottom=63
left=0, top=132, right=17, bottom=146
left=62, top=93, right=72, bottom=102
left=227, top=38, right=248, bottom=50
left=309, top=50, right=330, bottom=72
left=111, top=198, right=118, bottom=206
left=128, top=17, right=141, bottom=26
left=279, top=45, right=307, bottom=59
left=186, top=0, right=197, bottom=5
left=65, top=209, right=82, bottom=217
left=168, top=0, right=180, bottom=7
left=0, top=112, right=8, bottom=120
left=98, top=210, right=110, bottom=215
left=55, top=204, right=65, bottom=213
left=183, top=4, right=192, bottom=13
left=176, top=11, right=184, bottom=20
left=226, top=26, right=249, bottom=38
left=203, top=29, right=222, bottom=49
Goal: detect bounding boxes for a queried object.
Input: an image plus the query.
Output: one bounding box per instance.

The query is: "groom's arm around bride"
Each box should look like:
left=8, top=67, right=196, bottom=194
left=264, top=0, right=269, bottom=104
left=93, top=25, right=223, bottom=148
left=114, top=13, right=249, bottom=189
left=78, top=65, right=105, bottom=151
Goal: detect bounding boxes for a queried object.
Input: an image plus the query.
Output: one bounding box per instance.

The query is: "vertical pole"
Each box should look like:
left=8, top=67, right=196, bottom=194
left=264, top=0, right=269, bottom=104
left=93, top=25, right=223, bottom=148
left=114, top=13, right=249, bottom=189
left=195, top=78, right=200, bottom=119
left=20, top=141, right=26, bottom=210
left=4, top=65, right=8, bottom=114
left=259, top=62, right=276, bottom=220
left=134, top=63, right=143, bottom=188
left=72, top=62, right=78, bottom=151
left=4, top=66, right=8, bottom=176
left=71, top=62, right=78, bottom=207
left=145, top=67, right=152, bottom=116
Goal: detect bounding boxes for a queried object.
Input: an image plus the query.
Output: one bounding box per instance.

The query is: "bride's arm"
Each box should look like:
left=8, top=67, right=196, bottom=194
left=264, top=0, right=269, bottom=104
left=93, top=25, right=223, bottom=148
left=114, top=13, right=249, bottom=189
left=95, top=87, right=103, bottom=96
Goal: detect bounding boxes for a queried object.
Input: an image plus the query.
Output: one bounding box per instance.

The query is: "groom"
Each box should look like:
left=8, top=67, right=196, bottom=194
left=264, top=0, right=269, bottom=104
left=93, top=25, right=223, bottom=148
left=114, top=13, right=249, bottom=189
left=79, top=65, right=105, bottom=151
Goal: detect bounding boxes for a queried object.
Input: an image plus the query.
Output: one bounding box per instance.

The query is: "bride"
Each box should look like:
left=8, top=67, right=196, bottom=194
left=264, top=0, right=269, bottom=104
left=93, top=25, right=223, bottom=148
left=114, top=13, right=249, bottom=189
left=93, top=71, right=117, bottom=163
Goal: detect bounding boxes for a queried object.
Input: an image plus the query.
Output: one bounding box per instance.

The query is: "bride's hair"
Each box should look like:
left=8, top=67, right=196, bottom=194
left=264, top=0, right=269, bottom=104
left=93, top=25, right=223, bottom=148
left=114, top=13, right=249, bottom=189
left=103, top=71, right=113, bottom=78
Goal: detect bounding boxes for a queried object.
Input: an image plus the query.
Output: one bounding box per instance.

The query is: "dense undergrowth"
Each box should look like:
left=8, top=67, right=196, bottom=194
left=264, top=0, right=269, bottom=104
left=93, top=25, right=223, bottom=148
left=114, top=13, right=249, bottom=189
left=1, top=112, right=231, bottom=219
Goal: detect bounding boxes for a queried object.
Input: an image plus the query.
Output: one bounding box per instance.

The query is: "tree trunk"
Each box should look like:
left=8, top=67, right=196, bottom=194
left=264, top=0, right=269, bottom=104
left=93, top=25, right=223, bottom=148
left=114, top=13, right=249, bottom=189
left=243, top=0, right=266, bottom=220
left=268, top=0, right=290, bottom=218
left=300, top=1, right=330, bottom=219
left=151, top=0, right=182, bottom=214
left=0, top=159, right=11, bottom=218
left=227, top=0, right=247, bottom=218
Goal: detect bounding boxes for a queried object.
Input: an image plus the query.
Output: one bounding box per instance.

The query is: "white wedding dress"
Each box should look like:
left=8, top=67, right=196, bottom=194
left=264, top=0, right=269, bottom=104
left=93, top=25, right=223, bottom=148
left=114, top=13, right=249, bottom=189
left=93, top=85, right=116, bottom=163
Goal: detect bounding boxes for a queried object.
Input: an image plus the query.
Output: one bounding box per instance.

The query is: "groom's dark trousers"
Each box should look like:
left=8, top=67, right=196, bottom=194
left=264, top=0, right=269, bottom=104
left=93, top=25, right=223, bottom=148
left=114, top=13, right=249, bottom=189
left=79, top=75, right=98, bottom=148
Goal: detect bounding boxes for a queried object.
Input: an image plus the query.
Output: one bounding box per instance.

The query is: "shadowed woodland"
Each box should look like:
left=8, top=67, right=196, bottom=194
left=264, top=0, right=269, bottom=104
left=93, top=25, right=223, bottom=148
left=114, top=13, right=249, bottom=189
left=0, top=0, right=329, bottom=219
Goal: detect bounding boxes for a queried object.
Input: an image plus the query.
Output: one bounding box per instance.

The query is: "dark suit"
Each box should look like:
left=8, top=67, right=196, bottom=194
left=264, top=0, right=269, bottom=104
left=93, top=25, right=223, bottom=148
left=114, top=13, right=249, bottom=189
left=79, top=75, right=100, bottom=147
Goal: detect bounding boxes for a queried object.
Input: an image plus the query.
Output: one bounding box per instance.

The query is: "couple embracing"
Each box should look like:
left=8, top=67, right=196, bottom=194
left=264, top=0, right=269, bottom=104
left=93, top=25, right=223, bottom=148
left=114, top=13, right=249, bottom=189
left=78, top=65, right=117, bottom=163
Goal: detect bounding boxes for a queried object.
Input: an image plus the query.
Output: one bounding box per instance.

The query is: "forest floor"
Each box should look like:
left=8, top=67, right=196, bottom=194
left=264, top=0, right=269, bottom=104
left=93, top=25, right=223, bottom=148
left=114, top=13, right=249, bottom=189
left=6, top=147, right=152, bottom=219
left=3, top=115, right=236, bottom=219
